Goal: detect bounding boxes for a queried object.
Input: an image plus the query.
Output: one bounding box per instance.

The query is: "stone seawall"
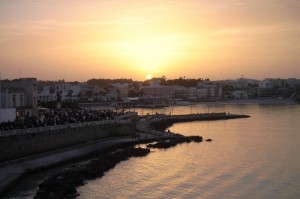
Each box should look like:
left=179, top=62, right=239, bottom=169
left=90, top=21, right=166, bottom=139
left=149, top=112, right=250, bottom=131
left=0, top=121, right=135, bottom=163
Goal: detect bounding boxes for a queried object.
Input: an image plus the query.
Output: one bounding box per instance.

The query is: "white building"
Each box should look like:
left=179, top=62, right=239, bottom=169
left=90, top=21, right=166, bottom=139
left=259, top=78, right=299, bottom=89
left=111, top=83, right=129, bottom=89
left=1, top=78, right=37, bottom=108
left=197, top=88, right=208, bottom=99
left=105, top=89, right=118, bottom=101
left=197, top=85, right=222, bottom=100
left=1, top=78, right=37, bottom=109
left=37, top=85, right=55, bottom=102
left=286, top=78, right=298, bottom=88
left=1, top=78, right=37, bottom=117
left=1, top=88, right=26, bottom=108
left=232, top=90, right=248, bottom=99
left=141, top=85, right=174, bottom=99
left=174, top=87, right=197, bottom=100
left=38, top=82, right=100, bottom=102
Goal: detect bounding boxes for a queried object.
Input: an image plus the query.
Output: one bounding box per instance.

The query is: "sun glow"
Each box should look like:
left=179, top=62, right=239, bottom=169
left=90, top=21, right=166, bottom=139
left=1, top=1, right=299, bottom=81
left=146, top=74, right=152, bottom=80
left=115, top=34, right=182, bottom=75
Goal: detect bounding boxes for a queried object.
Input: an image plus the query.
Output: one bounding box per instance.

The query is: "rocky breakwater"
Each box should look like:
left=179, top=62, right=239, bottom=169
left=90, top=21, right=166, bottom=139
left=150, top=112, right=250, bottom=131
left=147, top=135, right=203, bottom=149
left=34, top=135, right=203, bottom=199
left=34, top=147, right=150, bottom=199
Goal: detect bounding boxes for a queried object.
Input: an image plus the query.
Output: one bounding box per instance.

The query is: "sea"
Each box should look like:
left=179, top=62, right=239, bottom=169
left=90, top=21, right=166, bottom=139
left=5, top=101, right=300, bottom=199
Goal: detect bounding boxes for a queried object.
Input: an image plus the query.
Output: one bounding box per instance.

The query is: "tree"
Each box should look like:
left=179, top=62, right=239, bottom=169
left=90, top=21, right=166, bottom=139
left=160, top=75, right=167, bottom=85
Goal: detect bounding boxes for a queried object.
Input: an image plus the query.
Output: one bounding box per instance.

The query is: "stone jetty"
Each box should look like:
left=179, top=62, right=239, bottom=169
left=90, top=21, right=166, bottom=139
left=136, top=112, right=250, bottom=133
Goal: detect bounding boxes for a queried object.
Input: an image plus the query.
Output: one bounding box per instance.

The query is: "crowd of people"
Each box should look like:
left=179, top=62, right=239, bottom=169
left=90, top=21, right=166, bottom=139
left=0, top=109, right=129, bottom=131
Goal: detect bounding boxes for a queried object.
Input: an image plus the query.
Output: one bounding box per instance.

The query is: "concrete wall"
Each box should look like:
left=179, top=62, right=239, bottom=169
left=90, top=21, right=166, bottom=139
left=0, top=121, right=135, bottom=163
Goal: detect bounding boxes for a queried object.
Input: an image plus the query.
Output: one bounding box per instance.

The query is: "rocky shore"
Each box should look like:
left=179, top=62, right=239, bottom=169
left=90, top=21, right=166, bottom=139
left=147, top=135, right=202, bottom=149
left=34, top=135, right=203, bottom=199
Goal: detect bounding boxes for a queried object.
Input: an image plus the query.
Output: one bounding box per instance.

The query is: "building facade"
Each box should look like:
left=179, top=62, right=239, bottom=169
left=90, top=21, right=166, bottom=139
left=1, top=78, right=37, bottom=108
left=1, top=78, right=37, bottom=117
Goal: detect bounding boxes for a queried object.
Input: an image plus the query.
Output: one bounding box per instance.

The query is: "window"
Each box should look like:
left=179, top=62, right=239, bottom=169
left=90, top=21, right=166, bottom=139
left=20, top=95, right=24, bottom=107
left=12, top=95, right=16, bottom=107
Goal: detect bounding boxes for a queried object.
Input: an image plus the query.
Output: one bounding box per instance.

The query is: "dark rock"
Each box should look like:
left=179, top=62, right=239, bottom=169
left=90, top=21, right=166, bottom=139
left=206, top=139, right=213, bottom=142
left=35, top=147, right=151, bottom=199
left=35, top=137, right=201, bottom=198
left=147, top=136, right=203, bottom=149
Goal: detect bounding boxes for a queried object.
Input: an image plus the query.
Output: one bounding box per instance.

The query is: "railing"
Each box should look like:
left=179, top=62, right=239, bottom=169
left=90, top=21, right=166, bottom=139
left=0, top=112, right=137, bottom=137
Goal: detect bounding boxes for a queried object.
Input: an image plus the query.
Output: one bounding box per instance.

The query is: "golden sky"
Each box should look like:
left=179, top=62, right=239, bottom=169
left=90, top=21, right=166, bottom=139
left=0, top=0, right=299, bottom=81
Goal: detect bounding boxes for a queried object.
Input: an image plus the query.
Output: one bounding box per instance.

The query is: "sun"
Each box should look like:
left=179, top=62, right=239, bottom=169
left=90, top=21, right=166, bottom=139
left=146, top=74, right=152, bottom=80
left=114, top=34, right=182, bottom=75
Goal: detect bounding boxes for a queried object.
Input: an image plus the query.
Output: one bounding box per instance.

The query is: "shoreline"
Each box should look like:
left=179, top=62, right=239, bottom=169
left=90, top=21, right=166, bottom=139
left=0, top=136, right=160, bottom=197
left=34, top=135, right=203, bottom=198
left=0, top=112, right=250, bottom=197
left=79, top=99, right=299, bottom=111
left=210, top=98, right=298, bottom=105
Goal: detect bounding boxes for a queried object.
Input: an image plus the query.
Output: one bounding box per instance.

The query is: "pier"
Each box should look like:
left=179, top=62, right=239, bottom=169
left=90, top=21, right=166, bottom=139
left=137, top=112, right=250, bottom=134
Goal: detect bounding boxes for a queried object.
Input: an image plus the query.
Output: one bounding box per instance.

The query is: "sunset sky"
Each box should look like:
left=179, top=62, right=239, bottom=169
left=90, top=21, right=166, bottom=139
left=1, top=0, right=299, bottom=81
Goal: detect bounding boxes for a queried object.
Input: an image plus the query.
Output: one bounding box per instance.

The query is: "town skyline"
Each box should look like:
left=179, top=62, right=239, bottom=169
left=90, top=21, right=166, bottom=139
left=1, top=75, right=300, bottom=83
left=1, top=0, right=300, bottom=81
left=1, top=76, right=299, bottom=113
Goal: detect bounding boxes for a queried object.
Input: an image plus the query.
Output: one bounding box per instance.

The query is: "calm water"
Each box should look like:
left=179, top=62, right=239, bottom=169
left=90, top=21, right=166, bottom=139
left=78, top=103, right=300, bottom=199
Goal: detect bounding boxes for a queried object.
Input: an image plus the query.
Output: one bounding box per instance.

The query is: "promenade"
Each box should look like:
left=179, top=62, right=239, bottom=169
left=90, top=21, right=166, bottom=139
left=0, top=110, right=164, bottom=196
left=0, top=133, right=162, bottom=196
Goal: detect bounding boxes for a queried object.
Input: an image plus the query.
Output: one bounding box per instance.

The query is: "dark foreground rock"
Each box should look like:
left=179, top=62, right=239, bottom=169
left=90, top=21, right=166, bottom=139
left=34, top=136, right=203, bottom=199
left=34, top=147, right=150, bottom=199
left=147, top=136, right=203, bottom=149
